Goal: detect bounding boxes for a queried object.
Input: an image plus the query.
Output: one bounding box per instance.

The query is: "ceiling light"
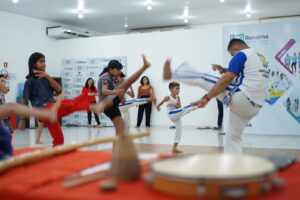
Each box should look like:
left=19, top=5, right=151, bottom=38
left=183, top=5, right=189, bottom=17
left=245, top=3, right=251, bottom=13
left=146, top=0, right=153, bottom=10
left=246, top=13, right=251, bottom=18
left=77, top=0, right=84, bottom=12
left=184, top=18, right=189, bottom=23
left=220, top=0, right=225, bottom=3
left=124, top=17, right=128, bottom=28
left=12, top=0, right=19, bottom=4
left=78, top=12, right=84, bottom=19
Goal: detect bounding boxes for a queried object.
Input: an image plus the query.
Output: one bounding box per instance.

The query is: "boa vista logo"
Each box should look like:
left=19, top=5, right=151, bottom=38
left=230, top=33, right=269, bottom=41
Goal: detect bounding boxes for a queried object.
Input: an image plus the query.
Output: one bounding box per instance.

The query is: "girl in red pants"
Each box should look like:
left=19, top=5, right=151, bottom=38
left=19, top=52, right=103, bottom=146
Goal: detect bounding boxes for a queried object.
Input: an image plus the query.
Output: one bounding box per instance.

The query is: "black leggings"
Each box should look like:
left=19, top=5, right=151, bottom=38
left=137, top=96, right=152, bottom=127
left=291, top=62, right=297, bottom=72
left=87, top=102, right=101, bottom=125
left=216, top=99, right=223, bottom=127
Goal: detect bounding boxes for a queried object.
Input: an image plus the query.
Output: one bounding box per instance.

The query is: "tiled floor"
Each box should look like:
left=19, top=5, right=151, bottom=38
left=12, top=126, right=300, bottom=157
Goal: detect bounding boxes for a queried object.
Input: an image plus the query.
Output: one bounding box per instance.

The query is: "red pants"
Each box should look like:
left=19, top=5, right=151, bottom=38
left=44, top=94, right=90, bottom=146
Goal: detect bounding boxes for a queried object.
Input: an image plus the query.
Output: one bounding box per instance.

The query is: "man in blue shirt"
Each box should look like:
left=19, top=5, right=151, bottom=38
left=163, top=39, right=269, bottom=154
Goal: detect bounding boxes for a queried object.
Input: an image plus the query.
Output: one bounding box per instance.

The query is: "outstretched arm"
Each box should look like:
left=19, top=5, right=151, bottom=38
left=156, top=96, right=170, bottom=111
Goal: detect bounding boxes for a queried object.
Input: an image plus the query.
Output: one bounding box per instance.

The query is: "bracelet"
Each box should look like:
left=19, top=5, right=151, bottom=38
left=203, top=94, right=211, bottom=102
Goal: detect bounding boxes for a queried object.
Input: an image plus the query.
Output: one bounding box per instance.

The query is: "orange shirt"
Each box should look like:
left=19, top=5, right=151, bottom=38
left=81, top=87, right=97, bottom=103
left=138, top=85, right=153, bottom=97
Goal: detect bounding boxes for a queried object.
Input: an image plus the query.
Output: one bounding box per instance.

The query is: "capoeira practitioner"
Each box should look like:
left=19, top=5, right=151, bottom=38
left=163, top=39, right=269, bottom=154
left=98, top=55, right=151, bottom=136
left=19, top=52, right=104, bottom=146
left=157, top=81, right=199, bottom=153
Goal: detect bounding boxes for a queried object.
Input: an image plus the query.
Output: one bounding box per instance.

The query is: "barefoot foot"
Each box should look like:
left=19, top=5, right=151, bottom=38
left=163, top=59, right=172, bottom=80
left=172, top=149, right=183, bottom=154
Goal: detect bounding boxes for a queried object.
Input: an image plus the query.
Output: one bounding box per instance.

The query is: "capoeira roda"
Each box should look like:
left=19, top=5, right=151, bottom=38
left=163, top=39, right=269, bottom=154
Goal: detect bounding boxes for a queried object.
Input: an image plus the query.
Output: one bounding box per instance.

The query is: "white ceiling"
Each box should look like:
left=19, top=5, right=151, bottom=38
left=1, top=0, right=300, bottom=33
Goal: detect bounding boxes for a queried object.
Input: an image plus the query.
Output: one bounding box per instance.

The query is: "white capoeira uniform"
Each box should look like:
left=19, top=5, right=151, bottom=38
left=119, top=97, right=149, bottom=133
left=172, top=48, right=269, bottom=154
left=166, top=95, right=198, bottom=144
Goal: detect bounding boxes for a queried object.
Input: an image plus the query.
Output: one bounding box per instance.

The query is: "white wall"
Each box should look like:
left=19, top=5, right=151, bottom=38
left=45, top=27, right=224, bottom=127
left=0, top=11, right=56, bottom=103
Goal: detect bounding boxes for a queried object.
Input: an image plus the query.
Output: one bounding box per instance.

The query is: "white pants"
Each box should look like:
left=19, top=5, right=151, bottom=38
left=172, top=63, right=262, bottom=154
left=168, top=105, right=198, bottom=143
left=119, top=98, right=149, bottom=133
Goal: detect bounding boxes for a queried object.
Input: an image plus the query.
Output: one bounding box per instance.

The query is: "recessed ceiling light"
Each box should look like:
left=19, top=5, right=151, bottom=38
left=78, top=13, right=84, bottom=19
left=146, top=0, right=153, bottom=10
left=77, top=0, right=84, bottom=12
left=220, top=0, right=225, bottom=3
left=124, top=17, right=128, bottom=28
left=12, top=0, right=19, bottom=4
left=183, top=5, right=189, bottom=17
left=246, top=13, right=251, bottom=18
left=184, top=18, right=189, bottom=23
left=245, top=3, right=251, bottom=13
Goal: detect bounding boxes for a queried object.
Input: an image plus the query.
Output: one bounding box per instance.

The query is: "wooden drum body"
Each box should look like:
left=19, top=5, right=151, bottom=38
left=147, top=154, right=281, bottom=199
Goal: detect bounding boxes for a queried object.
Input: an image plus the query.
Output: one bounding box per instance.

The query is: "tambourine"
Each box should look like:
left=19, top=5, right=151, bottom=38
left=146, top=154, right=282, bottom=199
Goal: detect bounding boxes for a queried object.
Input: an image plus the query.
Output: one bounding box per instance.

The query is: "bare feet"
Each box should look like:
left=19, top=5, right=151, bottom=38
left=48, top=92, right=63, bottom=123
left=163, top=59, right=172, bottom=80
left=172, top=148, right=183, bottom=154
left=35, top=141, right=44, bottom=144
left=142, top=54, right=151, bottom=69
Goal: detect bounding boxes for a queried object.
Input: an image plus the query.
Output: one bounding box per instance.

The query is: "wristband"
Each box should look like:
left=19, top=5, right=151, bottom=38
left=203, top=94, right=211, bottom=102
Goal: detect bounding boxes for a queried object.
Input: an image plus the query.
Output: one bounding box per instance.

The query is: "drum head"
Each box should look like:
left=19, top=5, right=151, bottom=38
left=151, top=154, right=276, bottom=181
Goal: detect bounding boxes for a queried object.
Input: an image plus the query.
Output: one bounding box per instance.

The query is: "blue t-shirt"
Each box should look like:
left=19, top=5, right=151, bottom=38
left=0, top=125, right=12, bottom=160
left=292, top=56, right=297, bottom=63
left=23, top=77, right=55, bottom=108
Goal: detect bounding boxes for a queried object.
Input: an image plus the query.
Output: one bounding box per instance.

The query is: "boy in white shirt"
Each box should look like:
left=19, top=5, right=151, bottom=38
left=156, top=82, right=198, bottom=153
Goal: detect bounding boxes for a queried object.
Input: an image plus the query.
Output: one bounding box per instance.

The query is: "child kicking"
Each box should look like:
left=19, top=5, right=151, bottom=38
left=0, top=94, right=62, bottom=160
left=157, top=82, right=199, bottom=153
